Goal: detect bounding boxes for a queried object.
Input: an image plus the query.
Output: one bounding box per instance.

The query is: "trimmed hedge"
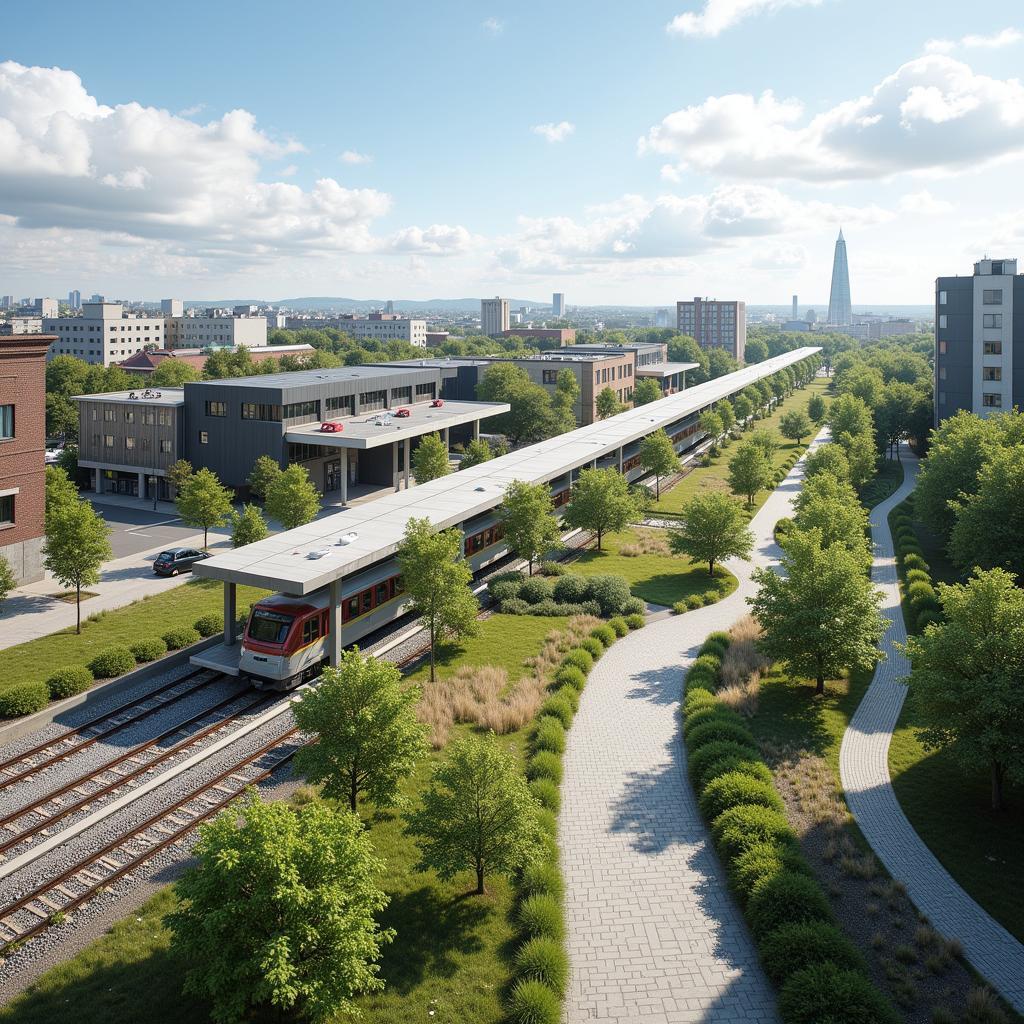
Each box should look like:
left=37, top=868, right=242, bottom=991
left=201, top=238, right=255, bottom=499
left=713, top=804, right=796, bottom=860
left=746, top=870, right=833, bottom=940
left=688, top=740, right=766, bottom=792
left=760, top=920, right=866, bottom=985
left=520, top=577, right=555, bottom=604
left=590, top=624, right=616, bottom=648
left=728, top=838, right=810, bottom=904
left=554, top=665, right=586, bottom=691
left=539, top=695, right=574, bottom=729
left=778, top=962, right=901, bottom=1024
left=699, top=771, right=785, bottom=822
left=686, top=717, right=758, bottom=753
left=193, top=613, right=223, bottom=638
left=527, top=751, right=563, bottom=784
left=130, top=637, right=168, bottom=663
left=88, top=644, right=137, bottom=679
left=45, top=666, right=94, bottom=700
left=163, top=626, right=201, bottom=650
left=0, top=680, right=50, bottom=717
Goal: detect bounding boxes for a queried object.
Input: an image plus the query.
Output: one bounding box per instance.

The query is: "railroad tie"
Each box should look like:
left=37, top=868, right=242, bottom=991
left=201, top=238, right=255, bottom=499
left=77, top=869, right=102, bottom=883
left=34, top=894, right=62, bottom=912
left=53, top=884, right=77, bottom=899
left=211, top=784, right=235, bottom=795
left=97, top=856, right=123, bottom=871
left=0, top=918, right=23, bottom=937
left=23, top=903, right=50, bottom=921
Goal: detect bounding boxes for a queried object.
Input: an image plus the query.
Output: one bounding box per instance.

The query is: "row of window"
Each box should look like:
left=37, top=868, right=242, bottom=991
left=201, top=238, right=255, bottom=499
left=464, top=521, right=506, bottom=557
left=91, top=407, right=173, bottom=426
left=594, top=365, right=633, bottom=385
left=343, top=574, right=404, bottom=623
left=94, top=434, right=173, bottom=453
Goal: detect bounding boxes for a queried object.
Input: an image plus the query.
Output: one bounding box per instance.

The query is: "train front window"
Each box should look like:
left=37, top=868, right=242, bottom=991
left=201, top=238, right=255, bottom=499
left=248, top=610, right=292, bottom=644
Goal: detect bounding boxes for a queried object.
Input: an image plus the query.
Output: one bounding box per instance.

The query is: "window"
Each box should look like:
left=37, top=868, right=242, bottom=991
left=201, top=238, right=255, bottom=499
left=199, top=431, right=209, bottom=444
left=984, top=341, right=1002, bottom=355
left=288, top=442, right=323, bottom=462
left=241, top=402, right=281, bottom=421
left=104, top=434, right=114, bottom=448
left=983, top=366, right=1002, bottom=381
left=939, top=341, right=947, bottom=354
left=542, top=369, right=558, bottom=384
left=142, top=409, right=155, bottom=425
left=325, top=395, right=354, bottom=414
left=983, top=393, right=1003, bottom=408
left=301, top=615, right=321, bottom=646
left=125, top=437, right=136, bottom=450
left=983, top=289, right=1003, bottom=305
left=283, top=400, right=319, bottom=421
left=0, top=494, right=12, bottom=526
left=939, top=290, right=947, bottom=304
left=358, top=390, right=387, bottom=411
left=205, top=400, right=227, bottom=417
left=938, top=315, right=947, bottom=329
left=983, top=314, right=1002, bottom=329
left=104, top=408, right=116, bottom=422
left=939, top=367, right=946, bottom=380
left=415, top=383, right=434, bottom=397
left=158, top=409, right=172, bottom=426
left=0, top=405, right=12, bottom=440
left=160, top=439, right=172, bottom=453
left=91, top=408, right=98, bottom=421
left=92, top=433, right=99, bottom=447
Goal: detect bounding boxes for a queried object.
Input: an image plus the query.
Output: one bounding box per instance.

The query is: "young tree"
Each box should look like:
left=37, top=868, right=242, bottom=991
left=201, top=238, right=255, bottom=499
left=246, top=454, right=281, bottom=501
left=459, top=437, right=493, bottom=470
left=750, top=528, right=886, bottom=695
left=749, top=428, right=779, bottom=463
left=699, top=410, right=724, bottom=443
left=562, top=467, right=644, bottom=550
left=57, top=443, right=79, bottom=479
left=230, top=503, right=269, bottom=548
left=732, top=393, right=753, bottom=428
left=406, top=733, right=544, bottom=895
left=293, top=649, right=427, bottom=812
left=669, top=492, right=753, bottom=576
left=638, top=429, right=679, bottom=499
left=501, top=480, right=562, bottom=574
left=792, top=473, right=870, bottom=562
left=728, top=441, right=773, bottom=508
left=43, top=498, right=112, bottom=633
left=265, top=464, right=321, bottom=531
left=779, top=409, right=813, bottom=446
left=149, top=359, right=202, bottom=387
left=839, top=430, right=878, bottom=491
left=551, top=368, right=580, bottom=430
left=0, top=555, right=16, bottom=614
left=166, top=458, right=194, bottom=495
left=176, top=467, right=234, bottom=548
left=412, top=433, right=451, bottom=484
left=905, top=568, right=1024, bottom=811
left=170, top=794, right=392, bottom=1023
left=632, top=377, right=662, bottom=407
left=804, top=442, right=850, bottom=483
left=716, top=400, right=736, bottom=435
left=397, top=517, right=478, bottom=681
left=596, top=386, right=624, bottom=420
left=44, top=464, right=78, bottom=531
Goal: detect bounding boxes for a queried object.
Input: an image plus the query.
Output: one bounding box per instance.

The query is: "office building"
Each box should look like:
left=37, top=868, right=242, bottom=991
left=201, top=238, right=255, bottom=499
left=34, top=298, right=58, bottom=319
left=481, top=297, right=510, bottom=337
left=562, top=342, right=697, bottom=397
left=552, top=292, right=566, bottom=318
left=165, top=312, right=267, bottom=350
left=0, top=334, right=53, bottom=582
left=68, top=290, right=81, bottom=311
left=0, top=318, right=43, bottom=335
left=827, top=229, right=853, bottom=326
left=117, top=343, right=316, bottom=377
left=161, top=298, right=184, bottom=317
left=333, top=313, right=426, bottom=347
left=503, top=328, right=576, bottom=344
left=0, top=297, right=13, bottom=311
left=676, top=297, right=746, bottom=363
left=792, top=295, right=799, bottom=320
left=935, top=257, right=1023, bottom=424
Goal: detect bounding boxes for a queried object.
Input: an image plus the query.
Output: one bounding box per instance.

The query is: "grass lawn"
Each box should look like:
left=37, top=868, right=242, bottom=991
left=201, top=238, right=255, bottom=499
left=652, top=377, right=832, bottom=519
left=0, top=613, right=565, bottom=1024
left=569, top=527, right=736, bottom=607
left=0, top=578, right=269, bottom=697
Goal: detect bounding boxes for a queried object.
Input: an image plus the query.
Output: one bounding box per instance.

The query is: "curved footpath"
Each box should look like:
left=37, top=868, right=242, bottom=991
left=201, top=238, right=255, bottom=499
left=839, top=453, right=1024, bottom=1013
left=559, top=433, right=827, bottom=1023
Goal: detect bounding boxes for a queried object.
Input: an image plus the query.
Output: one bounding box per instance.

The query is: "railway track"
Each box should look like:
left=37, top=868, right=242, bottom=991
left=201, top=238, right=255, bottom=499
left=0, top=727, right=303, bottom=953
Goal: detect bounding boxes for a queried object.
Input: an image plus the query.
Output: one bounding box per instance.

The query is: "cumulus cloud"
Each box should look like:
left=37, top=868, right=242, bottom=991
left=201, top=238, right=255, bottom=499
left=640, top=55, right=1024, bottom=182
left=667, top=0, right=823, bottom=38
left=531, top=121, right=575, bottom=143
left=340, top=150, right=372, bottom=164
left=926, top=27, right=1020, bottom=54
left=899, top=190, right=954, bottom=214
left=482, top=17, right=504, bottom=35
left=0, top=62, right=471, bottom=266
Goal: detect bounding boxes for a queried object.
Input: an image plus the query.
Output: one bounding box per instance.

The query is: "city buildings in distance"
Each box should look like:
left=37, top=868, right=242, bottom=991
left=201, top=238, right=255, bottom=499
left=481, top=297, right=510, bottom=337
left=676, top=297, right=746, bottom=363
left=552, top=292, right=566, bottom=318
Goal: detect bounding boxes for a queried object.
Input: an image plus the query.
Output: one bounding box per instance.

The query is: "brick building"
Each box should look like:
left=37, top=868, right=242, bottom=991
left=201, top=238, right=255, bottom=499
left=0, top=334, right=52, bottom=582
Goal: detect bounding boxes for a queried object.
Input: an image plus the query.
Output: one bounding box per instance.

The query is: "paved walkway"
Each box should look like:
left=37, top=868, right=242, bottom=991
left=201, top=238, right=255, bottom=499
left=839, top=452, right=1024, bottom=1013
left=559, top=433, right=827, bottom=1023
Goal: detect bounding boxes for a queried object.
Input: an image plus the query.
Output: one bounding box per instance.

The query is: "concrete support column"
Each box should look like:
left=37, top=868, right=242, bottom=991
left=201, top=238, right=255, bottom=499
left=340, top=449, right=348, bottom=505
left=472, top=419, right=480, bottom=441
left=94, top=469, right=102, bottom=495
left=392, top=441, right=400, bottom=492
left=223, top=582, right=237, bottom=647
left=404, top=438, right=411, bottom=489
left=329, top=578, right=342, bottom=667
left=442, top=427, right=450, bottom=450
left=137, top=471, right=146, bottom=499
left=617, top=446, right=624, bottom=474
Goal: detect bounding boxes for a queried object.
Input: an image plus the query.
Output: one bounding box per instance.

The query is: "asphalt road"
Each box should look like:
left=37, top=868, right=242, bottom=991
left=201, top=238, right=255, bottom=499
left=89, top=503, right=226, bottom=559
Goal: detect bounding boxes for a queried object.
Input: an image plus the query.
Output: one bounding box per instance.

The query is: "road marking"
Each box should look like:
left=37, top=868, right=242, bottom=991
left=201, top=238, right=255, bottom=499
left=127, top=519, right=181, bottom=532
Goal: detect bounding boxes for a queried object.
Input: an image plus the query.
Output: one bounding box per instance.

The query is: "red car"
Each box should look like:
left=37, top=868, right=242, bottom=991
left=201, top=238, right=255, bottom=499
left=394, top=407, right=411, bottom=418
left=430, top=398, right=445, bottom=408
left=319, top=421, right=344, bottom=433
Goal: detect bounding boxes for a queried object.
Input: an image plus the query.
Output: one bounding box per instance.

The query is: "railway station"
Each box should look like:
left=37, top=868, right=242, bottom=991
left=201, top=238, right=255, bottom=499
left=191, top=347, right=820, bottom=682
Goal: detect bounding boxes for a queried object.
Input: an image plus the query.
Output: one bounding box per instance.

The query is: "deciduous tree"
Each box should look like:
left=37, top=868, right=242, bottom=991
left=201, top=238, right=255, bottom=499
left=669, top=492, right=753, bottom=576
left=596, top=386, right=624, bottom=420
left=501, top=480, right=562, bottom=574
left=562, top=467, right=644, bottom=550
left=167, top=458, right=194, bottom=495
left=699, top=411, right=724, bottom=443
left=728, top=441, right=773, bottom=508
left=265, top=464, right=321, bottom=531
left=804, top=442, right=850, bottom=484
left=230, top=503, right=269, bottom=548
left=412, top=433, right=451, bottom=484
left=733, top=393, right=753, bottom=428
left=246, top=454, right=281, bottom=501
left=552, top=368, right=580, bottom=430
left=0, top=555, right=16, bottom=614
left=632, top=378, right=662, bottom=407
left=638, top=429, right=679, bottom=499
left=177, top=467, right=234, bottom=548
left=43, top=498, right=112, bottom=632
left=792, top=472, right=870, bottom=562
left=149, top=359, right=202, bottom=387
left=779, top=409, right=812, bottom=446
left=459, top=437, right=493, bottom=469
left=717, top=400, right=736, bottom=435
left=807, top=393, right=827, bottom=424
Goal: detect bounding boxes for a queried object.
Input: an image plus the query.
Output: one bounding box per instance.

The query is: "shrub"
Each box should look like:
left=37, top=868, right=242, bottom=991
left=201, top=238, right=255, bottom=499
left=490, top=570, right=526, bottom=587
left=88, top=645, right=137, bottom=679
left=527, top=750, right=563, bottom=784
left=591, top=624, right=616, bottom=648
left=907, top=580, right=937, bottom=606
left=683, top=704, right=743, bottom=740
left=579, top=600, right=602, bottom=617
left=130, top=637, right=168, bottom=663
left=607, top=616, right=628, bottom=637
left=621, top=595, right=646, bottom=616
left=562, top=648, right=593, bottom=674
left=683, top=687, right=718, bottom=714
left=520, top=576, right=555, bottom=604
left=586, top=574, right=632, bottom=616
left=490, top=579, right=522, bottom=603
left=904, top=568, right=931, bottom=586
left=514, top=936, right=569, bottom=997
left=553, top=574, right=589, bottom=604
left=507, top=978, right=561, bottom=1024
left=900, top=543, right=924, bottom=558
left=728, top=838, right=809, bottom=902
left=703, top=589, right=721, bottom=605
left=684, top=703, right=727, bottom=736
left=706, top=630, right=731, bottom=646
left=579, top=636, right=604, bottom=660
left=500, top=597, right=532, bottom=616
left=0, top=681, right=49, bottom=717
left=699, top=771, right=784, bottom=822
left=539, top=560, right=567, bottom=577
left=778, top=962, right=900, bottom=1024
left=712, top=804, right=795, bottom=860
left=901, top=552, right=929, bottom=572
left=520, top=859, right=564, bottom=900
left=518, top=894, right=564, bottom=940
left=554, top=665, right=586, bottom=691
left=534, top=716, right=566, bottom=754
left=535, top=807, right=558, bottom=841
left=701, top=638, right=729, bottom=661
left=760, top=921, right=866, bottom=985
left=624, top=613, right=645, bottom=630
left=686, top=717, right=756, bottom=753
left=693, top=654, right=723, bottom=677
left=193, top=613, right=223, bottom=638
left=775, top=516, right=793, bottom=539
left=163, top=626, right=202, bottom=650
left=673, top=600, right=689, bottom=615
left=539, top=694, right=574, bottom=729
left=529, top=777, right=560, bottom=812
left=554, top=684, right=579, bottom=713
left=45, top=666, right=94, bottom=700
left=684, top=593, right=703, bottom=609
left=685, top=673, right=716, bottom=697
left=746, top=870, right=833, bottom=940
left=690, top=744, right=772, bottom=794
left=915, top=609, right=943, bottom=631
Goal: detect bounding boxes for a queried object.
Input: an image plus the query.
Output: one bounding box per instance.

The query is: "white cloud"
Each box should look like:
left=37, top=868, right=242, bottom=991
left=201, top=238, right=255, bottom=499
left=531, top=121, right=575, bottom=143
left=177, top=103, right=205, bottom=117
left=640, top=55, right=1024, bottom=182
left=924, top=38, right=955, bottom=55
left=340, top=150, right=372, bottom=164
left=963, top=27, right=1022, bottom=48
left=279, top=164, right=299, bottom=177
left=899, top=190, right=954, bottom=214
left=667, top=0, right=823, bottom=38
left=482, top=17, right=504, bottom=35
left=0, top=62, right=469, bottom=264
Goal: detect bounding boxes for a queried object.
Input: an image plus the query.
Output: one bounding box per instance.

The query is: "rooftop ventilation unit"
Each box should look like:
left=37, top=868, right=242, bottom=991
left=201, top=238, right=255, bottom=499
left=306, top=548, right=332, bottom=560
left=336, top=532, right=358, bottom=545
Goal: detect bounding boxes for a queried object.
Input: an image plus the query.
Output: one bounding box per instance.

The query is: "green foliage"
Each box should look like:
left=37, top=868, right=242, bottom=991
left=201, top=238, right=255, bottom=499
left=595, top=385, right=624, bottom=419
left=554, top=665, right=586, bottom=691
left=621, top=595, right=646, bottom=616
left=669, top=491, right=754, bottom=575
left=229, top=503, right=268, bottom=548
left=638, top=429, right=679, bottom=498
left=162, top=626, right=201, bottom=650
left=539, top=694, right=574, bottom=729
left=166, top=459, right=194, bottom=494
left=625, top=612, right=645, bottom=629
left=0, top=555, right=15, bottom=612
left=745, top=870, right=833, bottom=940
left=578, top=636, right=603, bottom=660
left=412, top=433, right=452, bottom=484
left=520, top=860, right=565, bottom=900
left=529, top=777, right=560, bottom=812
left=175, top=467, right=233, bottom=548
left=148, top=358, right=202, bottom=387
left=129, top=638, right=167, bottom=663
left=803, top=443, right=850, bottom=484
left=728, top=839, right=808, bottom=903
left=514, top=937, right=569, bottom=997
left=632, top=377, right=662, bottom=407
left=760, top=921, right=866, bottom=985
left=43, top=496, right=112, bottom=633
left=562, top=648, right=593, bottom=674
left=712, top=804, right=795, bottom=860
left=551, top=574, right=587, bottom=604
left=779, top=408, right=813, bottom=445
left=293, top=649, right=426, bottom=812
left=507, top=979, right=562, bottom=1024
left=88, top=645, right=136, bottom=679
left=699, top=771, right=785, bottom=822
left=792, top=472, right=870, bottom=561
left=584, top=573, right=632, bottom=616
left=0, top=680, right=49, bottom=716
left=518, top=894, right=565, bottom=941
left=477, top=363, right=559, bottom=445
left=502, top=480, right=562, bottom=573
left=519, top=577, right=554, bottom=603
left=728, top=441, right=773, bottom=507
left=685, top=717, right=757, bottom=753
left=45, top=665, right=93, bottom=700
left=527, top=750, right=564, bottom=784
left=170, top=793, right=391, bottom=1023
left=562, top=468, right=645, bottom=549
left=534, top=716, right=566, bottom=754
left=778, top=962, right=900, bottom=1024
left=607, top=616, right=628, bottom=637
left=264, top=464, right=320, bottom=531
left=459, top=437, right=494, bottom=470
left=700, top=410, right=724, bottom=442
left=193, top=613, right=223, bottom=638
left=539, top=560, right=566, bottom=576
left=591, top=624, right=616, bottom=647
left=807, top=393, right=826, bottom=423
left=827, top=392, right=873, bottom=439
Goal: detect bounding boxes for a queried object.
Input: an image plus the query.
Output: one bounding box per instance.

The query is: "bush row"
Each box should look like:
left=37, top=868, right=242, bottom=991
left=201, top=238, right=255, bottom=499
left=672, top=578, right=730, bottom=614
left=888, top=496, right=942, bottom=634
left=509, top=612, right=645, bottom=1023
left=490, top=570, right=644, bottom=619
left=682, top=634, right=898, bottom=1024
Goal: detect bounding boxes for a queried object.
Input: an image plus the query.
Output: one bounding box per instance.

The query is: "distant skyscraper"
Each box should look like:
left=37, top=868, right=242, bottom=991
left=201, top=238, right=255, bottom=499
left=827, top=229, right=852, bottom=326
left=481, top=296, right=510, bottom=336
left=792, top=295, right=798, bottom=320
left=552, top=292, right=566, bottom=318
left=68, top=289, right=81, bottom=311
left=161, top=298, right=184, bottom=317
left=385, top=300, right=394, bottom=314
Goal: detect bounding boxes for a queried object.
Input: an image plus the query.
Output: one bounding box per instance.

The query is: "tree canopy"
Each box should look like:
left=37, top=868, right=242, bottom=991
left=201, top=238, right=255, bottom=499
left=459, top=437, right=493, bottom=470
left=779, top=408, right=812, bottom=445
left=728, top=441, right=773, bottom=508
left=230, top=503, right=268, bottom=548
left=43, top=497, right=112, bottom=632
left=562, top=467, right=645, bottom=549
left=596, top=386, right=625, bottom=420
left=632, top=377, right=662, bottom=407
left=247, top=454, right=281, bottom=501
left=638, top=429, right=679, bottom=499
left=177, top=467, right=234, bottom=548
left=412, top=433, right=451, bottom=484
left=669, top=492, right=753, bottom=576
left=265, top=464, right=321, bottom=531
left=500, top=479, right=562, bottom=573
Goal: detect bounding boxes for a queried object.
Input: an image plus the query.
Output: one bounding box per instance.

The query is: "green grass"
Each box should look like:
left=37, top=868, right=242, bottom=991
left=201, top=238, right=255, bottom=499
left=0, top=578, right=269, bottom=696
left=0, top=613, right=567, bottom=1024
left=569, top=527, right=737, bottom=607
left=652, top=378, right=831, bottom=518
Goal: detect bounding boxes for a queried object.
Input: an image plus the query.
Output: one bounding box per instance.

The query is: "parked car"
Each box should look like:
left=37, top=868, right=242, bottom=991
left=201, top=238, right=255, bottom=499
left=319, top=421, right=344, bottom=433
left=394, top=407, right=411, bottom=418
left=430, top=398, right=444, bottom=408
left=154, top=547, right=211, bottom=576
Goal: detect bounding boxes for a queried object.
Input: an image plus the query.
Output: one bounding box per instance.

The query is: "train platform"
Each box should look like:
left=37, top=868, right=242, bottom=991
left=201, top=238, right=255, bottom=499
left=190, top=642, right=242, bottom=676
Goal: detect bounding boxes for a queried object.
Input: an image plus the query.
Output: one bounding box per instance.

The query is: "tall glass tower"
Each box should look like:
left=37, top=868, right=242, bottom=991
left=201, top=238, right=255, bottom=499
left=827, top=229, right=852, bottom=326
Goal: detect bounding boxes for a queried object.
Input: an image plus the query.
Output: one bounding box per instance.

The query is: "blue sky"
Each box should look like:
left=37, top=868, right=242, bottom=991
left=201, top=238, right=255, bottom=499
left=2, top=0, right=1023, bottom=304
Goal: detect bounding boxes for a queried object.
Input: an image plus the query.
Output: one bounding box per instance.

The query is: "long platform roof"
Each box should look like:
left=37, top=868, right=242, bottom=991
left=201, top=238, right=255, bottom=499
left=194, top=347, right=820, bottom=595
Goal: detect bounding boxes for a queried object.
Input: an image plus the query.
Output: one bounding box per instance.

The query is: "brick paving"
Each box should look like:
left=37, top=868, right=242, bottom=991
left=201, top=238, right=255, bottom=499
left=559, top=434, right=827, bottom=1022
left=839, top=451, right=1024, bottom=1013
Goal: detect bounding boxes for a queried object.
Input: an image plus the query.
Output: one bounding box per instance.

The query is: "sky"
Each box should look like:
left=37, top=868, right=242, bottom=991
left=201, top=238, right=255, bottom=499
left=2, top=0, right=1023, bottom=306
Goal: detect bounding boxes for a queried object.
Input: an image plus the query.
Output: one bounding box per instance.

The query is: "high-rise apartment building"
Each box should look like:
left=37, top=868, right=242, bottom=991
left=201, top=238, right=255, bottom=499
left=676, top=297, right=746, bottom=363
left=935, top=257, right=1022, bottom=424
left=481, top=296, right=510, bottom=337
left=552, top=292, right=566, bottom=318
left=68, top=290, right=81, bottom=311
left=34, top=298, right=58, bottom=318
left=792, top=295, right=799, bottom=320
left=827, top=229, right=853, bottom=326
left=161, top=298, right=184, bottom=317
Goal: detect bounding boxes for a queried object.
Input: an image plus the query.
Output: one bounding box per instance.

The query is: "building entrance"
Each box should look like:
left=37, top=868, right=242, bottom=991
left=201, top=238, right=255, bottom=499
left=325, top=459, right=341, bottom=492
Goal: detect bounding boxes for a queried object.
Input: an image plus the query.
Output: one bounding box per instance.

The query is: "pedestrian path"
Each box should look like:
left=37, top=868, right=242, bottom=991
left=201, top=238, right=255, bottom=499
left=839, top=453, right=1024, bottom=1013
left=558, top=432, right=827, bottom=1023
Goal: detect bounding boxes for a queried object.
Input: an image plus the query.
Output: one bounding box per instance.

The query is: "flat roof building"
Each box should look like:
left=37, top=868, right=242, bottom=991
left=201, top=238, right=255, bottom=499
left=677, top=297, right=746, bottom=363
left=481, top=297, right=510, bottom=337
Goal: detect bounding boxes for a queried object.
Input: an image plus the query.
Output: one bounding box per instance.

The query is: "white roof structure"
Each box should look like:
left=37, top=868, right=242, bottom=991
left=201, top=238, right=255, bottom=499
left=194, top=347, right=819, bottom=595
left=634, top=361, right=700, bottom=378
